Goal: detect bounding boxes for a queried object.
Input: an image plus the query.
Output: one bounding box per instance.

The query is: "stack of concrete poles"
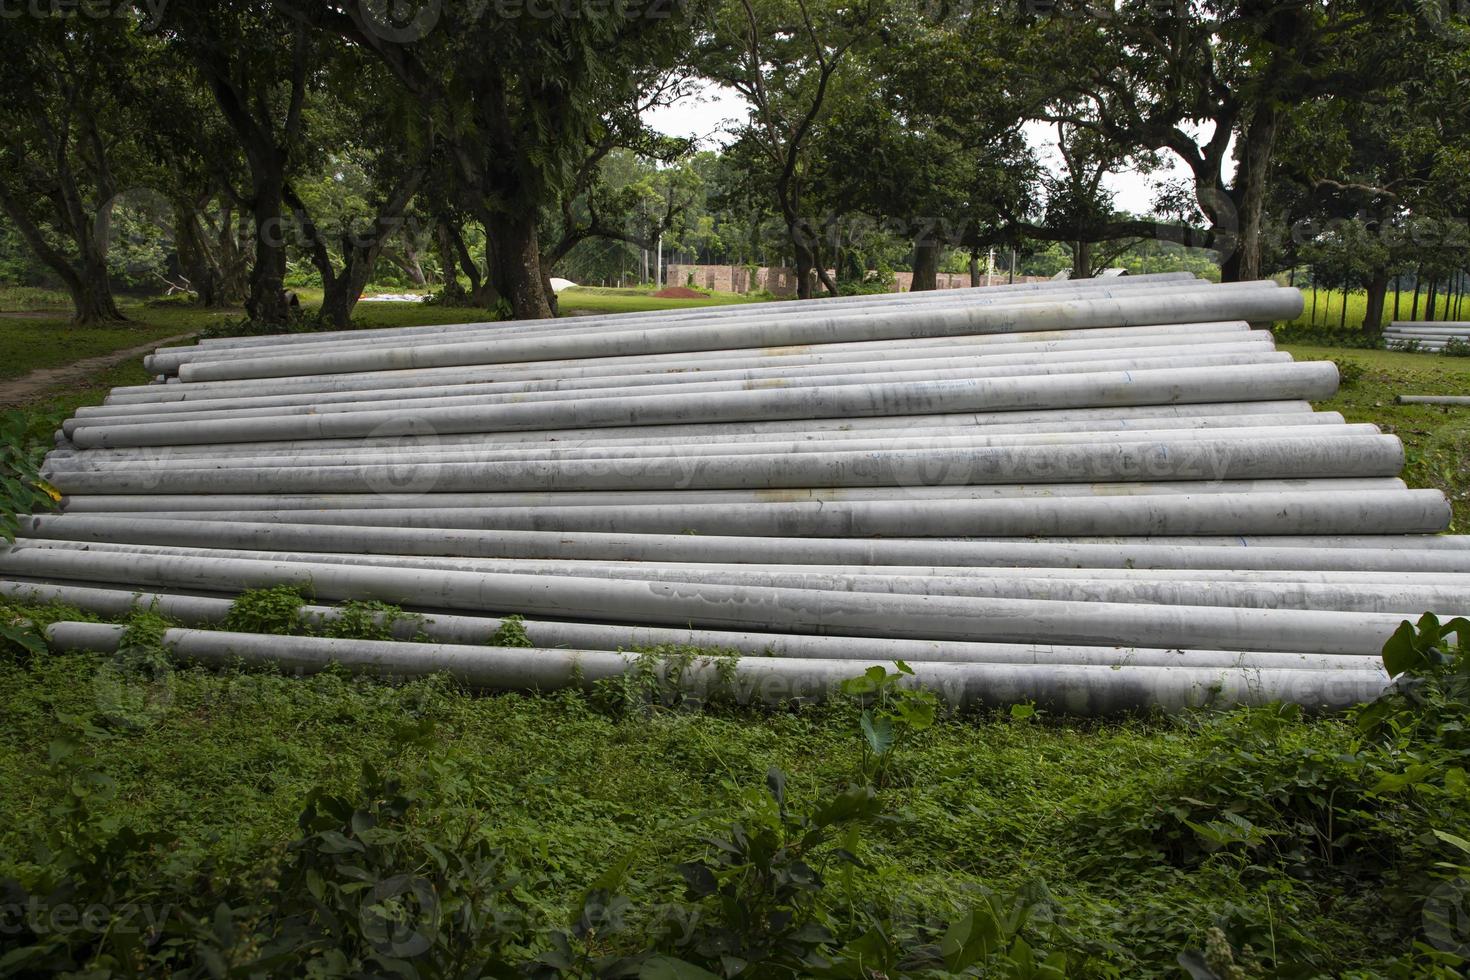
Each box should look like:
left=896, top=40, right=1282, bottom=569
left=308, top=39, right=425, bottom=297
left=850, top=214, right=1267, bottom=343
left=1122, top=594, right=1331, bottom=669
left=1384, top=321, right=1470, bottom=351
left=7, top=274, right=1466, bottom=713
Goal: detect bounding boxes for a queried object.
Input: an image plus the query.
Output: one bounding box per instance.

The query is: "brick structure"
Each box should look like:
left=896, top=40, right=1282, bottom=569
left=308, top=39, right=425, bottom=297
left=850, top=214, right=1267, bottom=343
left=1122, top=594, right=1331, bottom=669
left=664, top=263, right=1047, bottom=296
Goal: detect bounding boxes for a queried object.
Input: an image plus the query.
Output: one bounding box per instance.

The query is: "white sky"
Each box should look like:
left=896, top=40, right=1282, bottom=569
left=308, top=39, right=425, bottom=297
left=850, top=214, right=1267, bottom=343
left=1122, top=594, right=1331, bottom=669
left=643, top=82, right=1209, bottom=217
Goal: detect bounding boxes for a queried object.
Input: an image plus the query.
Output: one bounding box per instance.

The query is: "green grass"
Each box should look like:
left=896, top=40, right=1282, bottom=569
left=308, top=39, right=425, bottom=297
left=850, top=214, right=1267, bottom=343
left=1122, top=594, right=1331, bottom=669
left=1291, top=285, right=1467, bottom=332
left=0, top=635, right=1448, bottom=975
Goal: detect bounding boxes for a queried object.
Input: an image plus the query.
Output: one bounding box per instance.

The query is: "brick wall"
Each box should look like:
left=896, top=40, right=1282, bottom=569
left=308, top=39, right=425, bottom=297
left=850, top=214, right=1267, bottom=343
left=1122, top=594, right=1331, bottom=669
left=664, top=264, right=1048, bottom=296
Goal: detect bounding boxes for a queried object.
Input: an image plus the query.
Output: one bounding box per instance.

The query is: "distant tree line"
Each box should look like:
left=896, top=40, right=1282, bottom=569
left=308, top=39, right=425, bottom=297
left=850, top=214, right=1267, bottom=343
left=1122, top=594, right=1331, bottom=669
left=0, top=0, right=1465, bottom=334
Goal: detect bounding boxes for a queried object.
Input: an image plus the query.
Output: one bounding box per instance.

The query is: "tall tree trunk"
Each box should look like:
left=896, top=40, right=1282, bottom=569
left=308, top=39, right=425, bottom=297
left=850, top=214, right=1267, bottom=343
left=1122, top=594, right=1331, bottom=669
left=484, top=210, right=552, bottom=319
left=910, top=238, right=940, bottom=291
left=246, top=169, right=291, bottom=325
left=70, top=256, right=126, bottom=325
left=1411, top=269, right=1421, bottom=319
left=1393, top=275, right=1401, bottom=321
left=791, top=232, right=817, bottom=299
left=1426, top=277, right=1439, bottom=321
left=1218, top=111, right=1278, bottom=283
left=969, top=251, right=981, bottom=288
left=1070, top=241, right=1091, bottom=280
left=433, top=222, right=467, bottom=303
left=1362, top=268, right=1388, bottom=337
left=0, top=187, right=124, bottom=325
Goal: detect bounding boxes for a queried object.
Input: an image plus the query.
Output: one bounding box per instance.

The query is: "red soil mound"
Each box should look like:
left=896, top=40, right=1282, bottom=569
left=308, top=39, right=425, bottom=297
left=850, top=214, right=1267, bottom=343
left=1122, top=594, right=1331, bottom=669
left=651, top=286, right=707, bottom=299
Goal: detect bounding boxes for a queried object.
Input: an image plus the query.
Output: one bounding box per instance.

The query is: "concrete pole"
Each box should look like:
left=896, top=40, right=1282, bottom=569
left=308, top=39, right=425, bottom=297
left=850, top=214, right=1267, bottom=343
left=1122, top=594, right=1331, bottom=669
left=174, top=285, right=1303, bottom=383
left=40, top=621, right=1390, bottom=714
left=0, top=547, right=1420, bottom=655
left=18, top=538, right=1469, bottom=616
left=4, top=582, right=1380, bottom=671
left=19, top=517, right=1470, bottom=571
left=71, top=362, right=1340, bottom=449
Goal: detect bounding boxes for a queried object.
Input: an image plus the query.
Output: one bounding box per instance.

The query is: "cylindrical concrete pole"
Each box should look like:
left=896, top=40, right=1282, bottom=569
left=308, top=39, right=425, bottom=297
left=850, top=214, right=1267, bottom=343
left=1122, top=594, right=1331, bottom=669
left=71, top=362, right=1340, bottom=449
left=176, top=286, right=1303, bottom=382
left=40, top=621, right=1389, bottom=713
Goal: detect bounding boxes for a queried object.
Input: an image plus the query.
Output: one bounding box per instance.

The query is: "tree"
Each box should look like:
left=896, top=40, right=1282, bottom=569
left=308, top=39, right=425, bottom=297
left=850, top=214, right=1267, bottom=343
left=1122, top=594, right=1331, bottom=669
left=0, top=14, right=145, bottom=324
left=818, top=4, right=1038, bottom=290
left=280, top=50, right=433, bottom=327
left=699, top=0, right=882, bottom=298
left=1270, top=13, right=1470, bottom=333
left=280, top=0, right=693, bottom=320
left=1037, top=0, right=1406, bottom=281
left=157, top=0, right=321, bottom=325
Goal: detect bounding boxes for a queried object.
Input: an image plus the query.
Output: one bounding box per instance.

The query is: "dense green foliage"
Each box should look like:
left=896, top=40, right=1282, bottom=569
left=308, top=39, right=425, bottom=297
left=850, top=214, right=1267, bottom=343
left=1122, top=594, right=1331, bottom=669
left=0, top=591, right=1467, bottom=976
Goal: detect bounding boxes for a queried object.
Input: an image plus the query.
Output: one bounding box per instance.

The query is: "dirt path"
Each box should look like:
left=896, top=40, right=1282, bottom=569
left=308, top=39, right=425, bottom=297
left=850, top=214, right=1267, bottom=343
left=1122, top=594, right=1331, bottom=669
left=1, top=332, right=193, bottom=408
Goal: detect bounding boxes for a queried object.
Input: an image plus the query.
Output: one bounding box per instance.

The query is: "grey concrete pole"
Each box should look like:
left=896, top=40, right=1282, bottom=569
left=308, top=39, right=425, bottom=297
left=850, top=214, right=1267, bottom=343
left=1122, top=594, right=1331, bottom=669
left=1396, top=395, right=1470, bottom=406
left=19, top=516, right=1470, bottom=571
left=109, top=321, right=1260, bottom=405
left=87, top=334, right=1276, bottom=421
left=176, top=272, right=1201, bottom=353
left=71, top=362, right=1340, bottom=449
left=40, top=621, right=1389, bottom=714
left=46, top=434, right=1404, bottom=496
left=0, top=547, right=1418, bottom=655
left=43, top=414, right=1351, bottom=472
left=67, top=349, right=1294, bottom=434
left=19, top=538, right=1468, bottom=616
left=54, top=401, right=1325, bottom=461
left=145, top=277, right=1222, bottom=374
left=175, top=285, right=1303, bottom=382
left=63, top=487, right=1448, bottom=537
left=146, top=277, right=1225, bottom=375
left=51, top=480, right=1407, bottom=519
left=0, top=581, right=1381, bottom=672
left=44, top=425, right=1382, bottom=481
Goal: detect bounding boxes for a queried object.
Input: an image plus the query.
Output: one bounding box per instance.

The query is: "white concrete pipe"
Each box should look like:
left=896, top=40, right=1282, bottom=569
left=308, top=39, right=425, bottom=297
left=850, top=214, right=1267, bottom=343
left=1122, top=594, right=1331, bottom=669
left=68, top=349, right=1295, bottom=435
left=0, top=580, right=1382, bottom=672
left=53, top=402, right=1326, bottom=462
left=19, top=538, right=1468, bottom=617
left=0, top=547, right=1416, bottom=655
left=40, top=621, right=1388, bottom=714
left=111, top=321, right=1262, bottom=405
left=145, top=278, right=1224, bottom=375
left=176, top=285, right=1303, bottom=383
left=171, top=273, right=1201, bottom=354
left=71, top=362, right=1340, bottom=450
left=1396, top=395, right=1470, bottom=406
left=47, top=433, right=1399, bottom=496
left=18, top=517, right=1470, bottom=571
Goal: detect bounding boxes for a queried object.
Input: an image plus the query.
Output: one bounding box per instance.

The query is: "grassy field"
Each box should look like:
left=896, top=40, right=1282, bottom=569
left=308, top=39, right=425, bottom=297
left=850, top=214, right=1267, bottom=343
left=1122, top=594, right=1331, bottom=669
left=2, top=289, right=1469, bottom=975
left=1291, top=285, right=1467, bottom=331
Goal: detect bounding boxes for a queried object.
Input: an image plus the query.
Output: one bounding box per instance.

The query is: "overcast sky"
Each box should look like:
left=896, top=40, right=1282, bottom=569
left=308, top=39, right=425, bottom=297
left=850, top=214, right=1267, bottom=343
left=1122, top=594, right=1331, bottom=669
left=642, top=82, right=1211, bottom=217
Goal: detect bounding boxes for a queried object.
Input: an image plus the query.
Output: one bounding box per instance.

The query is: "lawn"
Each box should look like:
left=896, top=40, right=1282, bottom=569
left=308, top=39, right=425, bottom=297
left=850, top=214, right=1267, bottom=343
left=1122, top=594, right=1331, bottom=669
left=1290, top=285, right=1467, bottom=332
